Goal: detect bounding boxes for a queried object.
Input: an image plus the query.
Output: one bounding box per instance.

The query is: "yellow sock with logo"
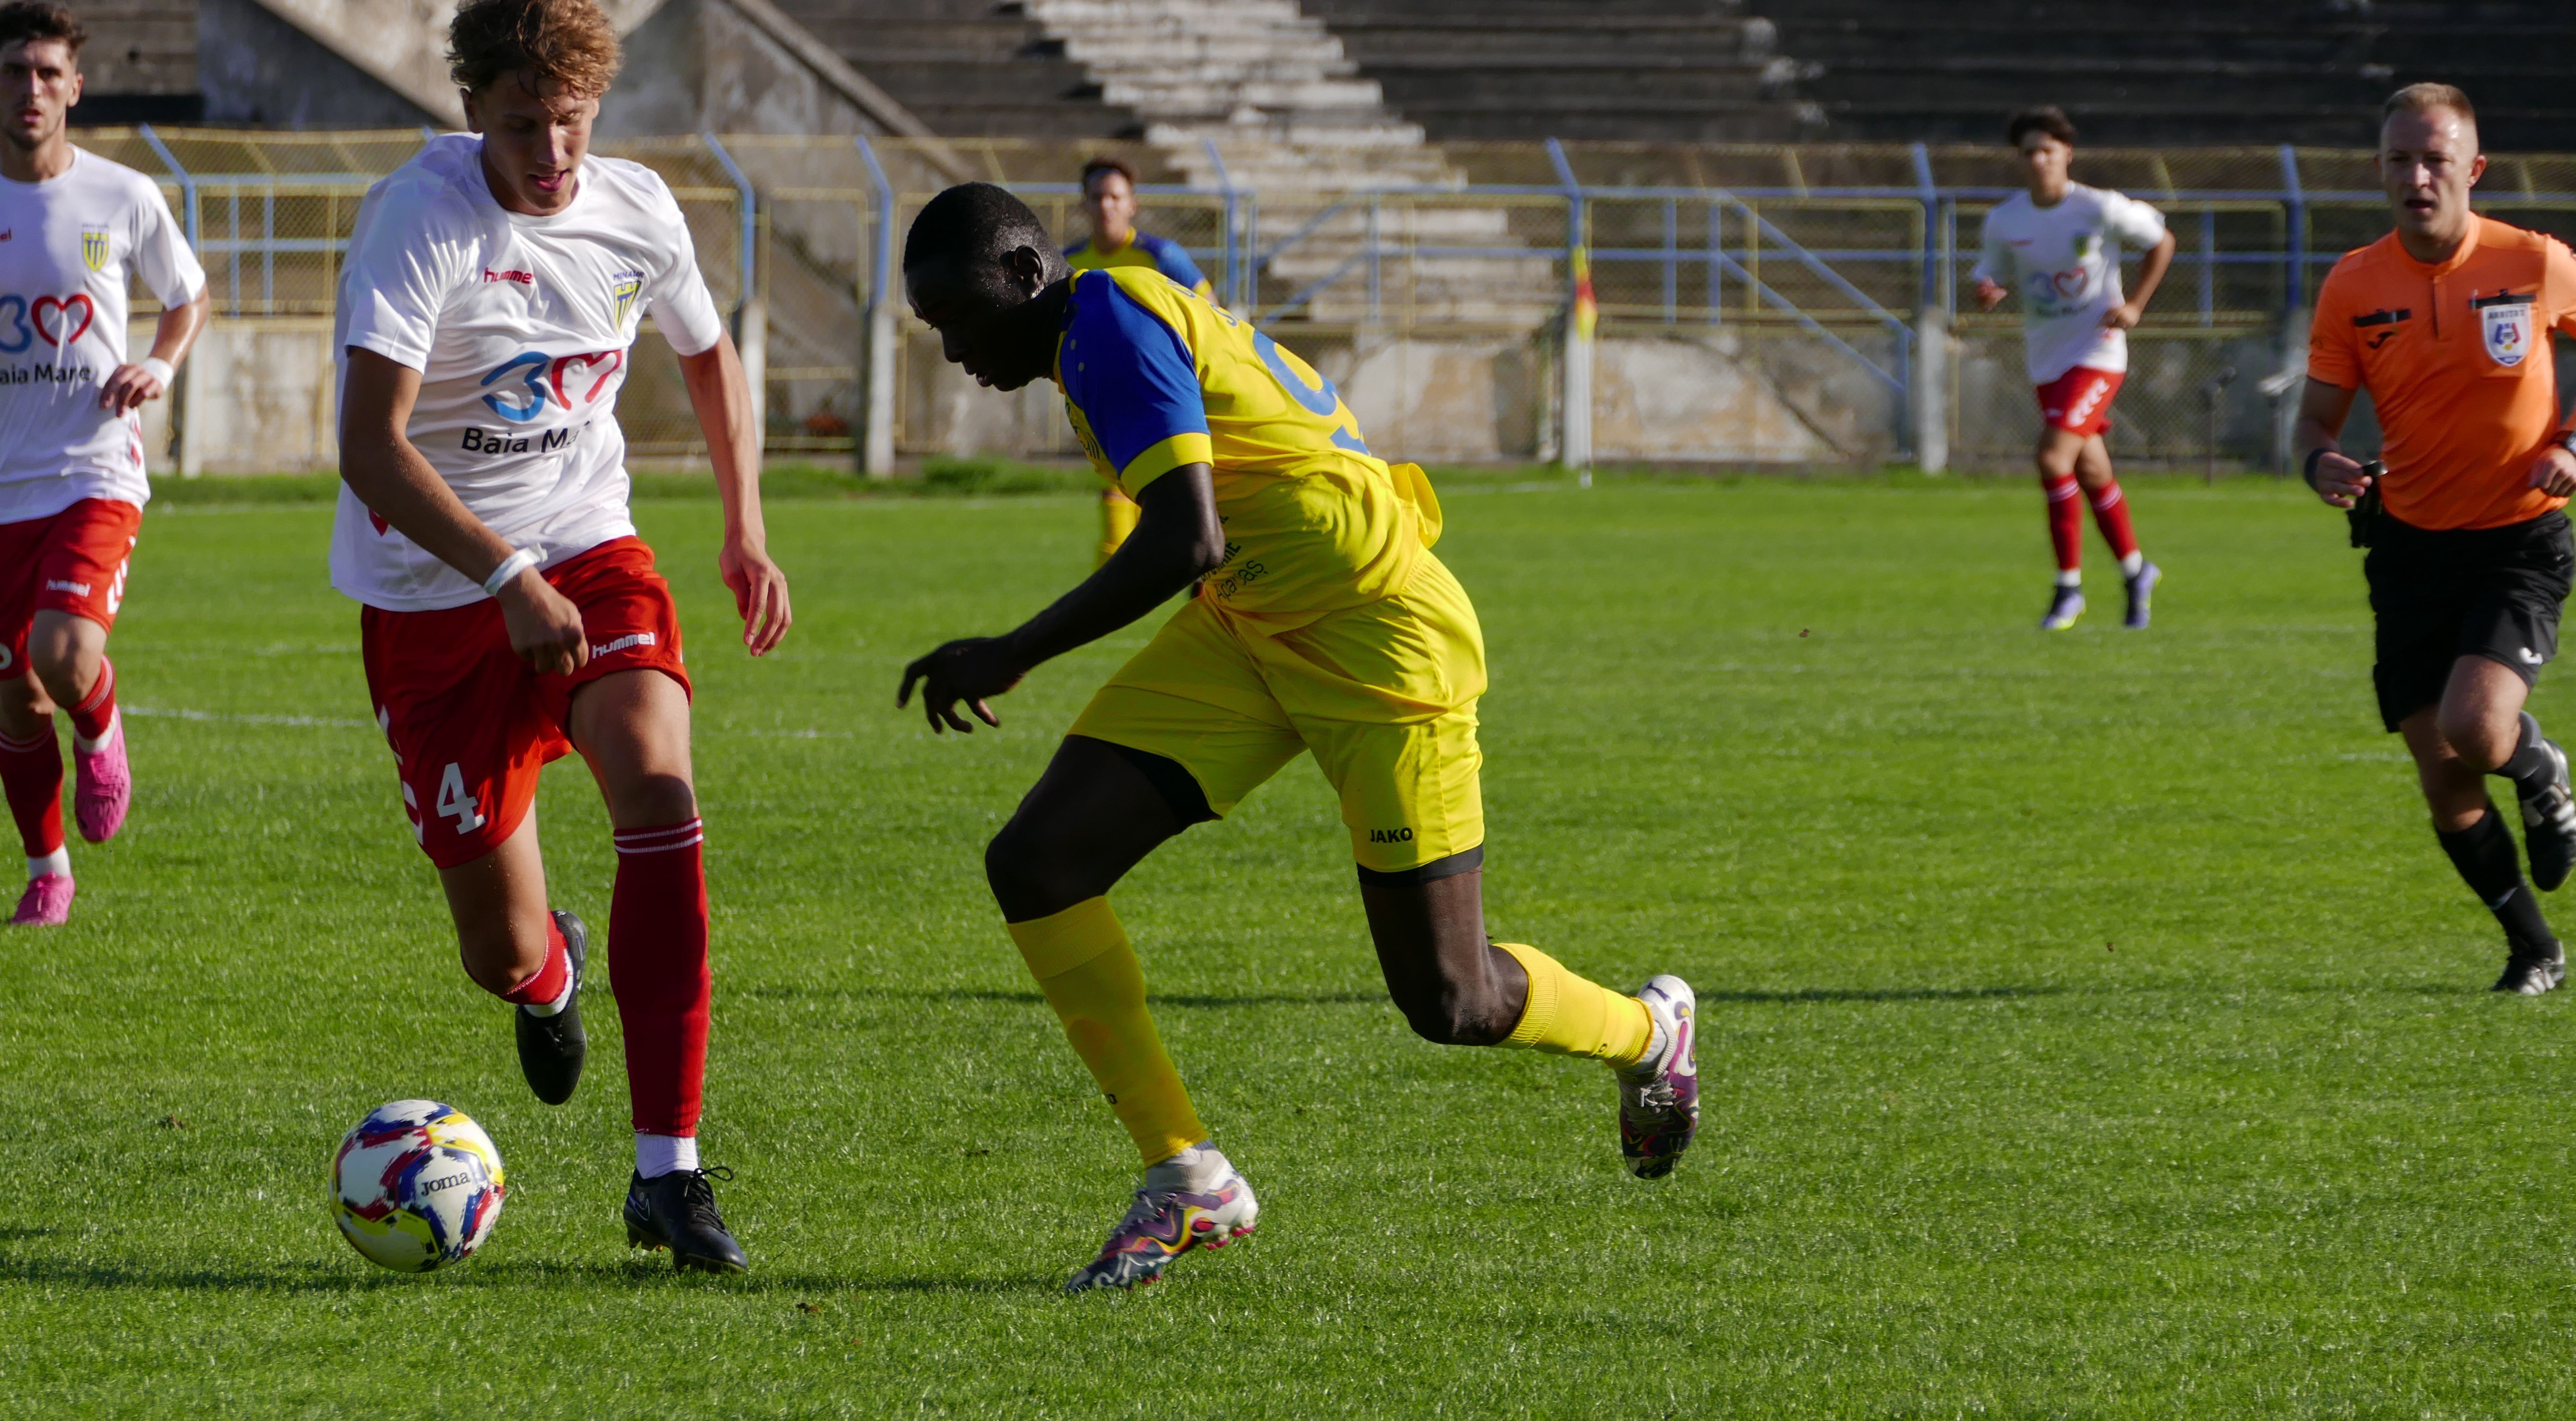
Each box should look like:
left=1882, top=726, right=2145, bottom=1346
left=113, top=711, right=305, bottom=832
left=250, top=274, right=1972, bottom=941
left=1006, top=897, right=1208, bottom=1164
left=1493, top=942, right=1654, bottom=1067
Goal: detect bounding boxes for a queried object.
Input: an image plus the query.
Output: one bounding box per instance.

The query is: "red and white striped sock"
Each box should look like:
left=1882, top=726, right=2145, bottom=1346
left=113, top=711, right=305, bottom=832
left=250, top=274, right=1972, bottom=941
left=611, top=817, right=710, bottom=1139
left=0, top=724, right=65, bottom=872
left=2044, top=475, right=2084, bottom=584
left=68, top=658, right=115, bottom=749
left=2088, top=478, right=2142, bottom=569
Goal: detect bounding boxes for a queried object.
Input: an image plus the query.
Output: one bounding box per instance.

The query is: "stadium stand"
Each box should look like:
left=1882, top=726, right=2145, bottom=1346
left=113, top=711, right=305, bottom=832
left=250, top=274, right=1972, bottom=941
left=774, top=0, right=1145, bottom=138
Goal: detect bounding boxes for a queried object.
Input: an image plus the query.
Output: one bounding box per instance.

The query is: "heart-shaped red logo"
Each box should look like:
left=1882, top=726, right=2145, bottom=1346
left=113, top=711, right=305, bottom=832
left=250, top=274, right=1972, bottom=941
left=548, top=349, right=624, bottom=410
left=31, top=293, right=93, bottom=349
left=2051, top=269, right=2087, bottom=300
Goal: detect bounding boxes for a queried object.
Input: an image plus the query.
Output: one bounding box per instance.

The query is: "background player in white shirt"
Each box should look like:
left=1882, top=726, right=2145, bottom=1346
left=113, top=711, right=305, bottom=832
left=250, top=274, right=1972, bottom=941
left=1973, top=106, right=2179, bottom=632
left=335, top=0, right=789, bottom=1273
left=0, top=3, right=208, bottom=928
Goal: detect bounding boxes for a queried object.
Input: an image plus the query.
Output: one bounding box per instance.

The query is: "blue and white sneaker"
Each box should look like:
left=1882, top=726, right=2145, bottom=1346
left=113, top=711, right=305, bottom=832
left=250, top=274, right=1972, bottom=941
left=2123, top=561, right=2161, bottom=630
left=1065, top=1147, right=1258, bottom=1293
left=2040, top=584, right=2085, bottom=631
left=1617, top=975, right=1699, bottom=1179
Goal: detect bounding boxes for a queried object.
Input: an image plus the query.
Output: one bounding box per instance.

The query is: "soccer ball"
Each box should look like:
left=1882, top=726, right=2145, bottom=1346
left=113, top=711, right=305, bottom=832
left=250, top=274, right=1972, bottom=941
left=330, top=1099, right=507, bottom=1272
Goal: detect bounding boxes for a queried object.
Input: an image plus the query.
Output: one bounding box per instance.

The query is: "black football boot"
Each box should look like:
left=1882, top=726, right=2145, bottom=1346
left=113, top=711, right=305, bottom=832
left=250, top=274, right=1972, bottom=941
left=513, top=909, right=589, bottom=1105
left=624, top=1166, right=750, bottom=1273
left=2494, top=939, right=2567, bottom=995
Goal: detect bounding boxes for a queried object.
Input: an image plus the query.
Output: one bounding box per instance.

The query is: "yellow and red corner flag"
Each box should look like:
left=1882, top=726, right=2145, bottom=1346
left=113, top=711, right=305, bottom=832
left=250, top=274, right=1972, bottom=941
left=1570, top=246, right=1598, bottom=340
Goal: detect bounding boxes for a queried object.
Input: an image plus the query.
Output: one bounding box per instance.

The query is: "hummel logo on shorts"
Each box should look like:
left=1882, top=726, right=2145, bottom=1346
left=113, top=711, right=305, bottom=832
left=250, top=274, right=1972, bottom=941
left=591, top=632, right=657, bottom=658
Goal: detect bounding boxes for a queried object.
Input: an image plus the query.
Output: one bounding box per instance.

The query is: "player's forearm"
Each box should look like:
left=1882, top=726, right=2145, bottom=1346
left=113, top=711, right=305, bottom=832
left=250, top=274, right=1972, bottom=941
left=678, top=337, right=768, bottom=551
left=2127, top=232, right=2179, bottom=309
left=340, top=435, right=521, bottom=583
left=1005, top=466, right=1223, bottom=668
left=147, top=289, right=210, bottom=368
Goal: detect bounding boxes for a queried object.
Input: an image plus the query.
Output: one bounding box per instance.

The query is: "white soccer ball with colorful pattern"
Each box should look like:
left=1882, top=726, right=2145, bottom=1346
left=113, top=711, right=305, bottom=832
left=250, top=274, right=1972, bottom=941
left=330, top=1099, right=507, bottom=1272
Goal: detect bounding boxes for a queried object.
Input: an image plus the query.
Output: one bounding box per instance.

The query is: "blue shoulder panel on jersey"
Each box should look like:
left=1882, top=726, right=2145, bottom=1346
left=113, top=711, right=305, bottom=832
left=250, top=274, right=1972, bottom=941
left=1060, top=270, right=1207, bottom=477
left=1062, top=239, right=1089, bottom=260
left=1138, top=234, right=1208, bottom=292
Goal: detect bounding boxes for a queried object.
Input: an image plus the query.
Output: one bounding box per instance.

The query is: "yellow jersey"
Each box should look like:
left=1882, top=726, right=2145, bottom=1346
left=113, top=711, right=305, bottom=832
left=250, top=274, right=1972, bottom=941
left=1055, top=266, right=1437, bottom=623
left=1063, top=231, right=1214, bottom=299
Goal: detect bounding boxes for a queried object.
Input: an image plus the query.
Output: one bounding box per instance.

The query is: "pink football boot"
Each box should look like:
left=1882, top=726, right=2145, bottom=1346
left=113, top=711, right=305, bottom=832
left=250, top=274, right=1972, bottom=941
left=72, top=712, right=129, bottom=843
left=11, top=872, right=72, bottom=927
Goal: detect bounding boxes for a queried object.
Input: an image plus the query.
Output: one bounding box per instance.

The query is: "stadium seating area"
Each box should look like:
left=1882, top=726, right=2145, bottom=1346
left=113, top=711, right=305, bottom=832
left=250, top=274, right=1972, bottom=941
left=775, top=0, right=1144, bottom=138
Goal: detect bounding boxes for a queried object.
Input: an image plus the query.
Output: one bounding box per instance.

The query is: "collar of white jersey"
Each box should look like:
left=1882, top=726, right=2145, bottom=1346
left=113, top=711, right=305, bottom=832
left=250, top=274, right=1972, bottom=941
left=0, top=144, right=81, bottom=191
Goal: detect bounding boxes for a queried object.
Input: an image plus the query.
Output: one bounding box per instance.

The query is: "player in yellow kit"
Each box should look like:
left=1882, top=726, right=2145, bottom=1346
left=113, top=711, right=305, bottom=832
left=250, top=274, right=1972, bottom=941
left=896, top=183, right=1700, bottom=1293
left=1064, top=157, right=1213, bottom=564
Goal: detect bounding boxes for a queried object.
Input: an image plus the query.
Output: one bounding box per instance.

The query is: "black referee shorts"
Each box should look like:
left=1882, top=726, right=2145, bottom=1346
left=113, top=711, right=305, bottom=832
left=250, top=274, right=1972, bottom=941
left=2364, top=510, right=2572, bottom=732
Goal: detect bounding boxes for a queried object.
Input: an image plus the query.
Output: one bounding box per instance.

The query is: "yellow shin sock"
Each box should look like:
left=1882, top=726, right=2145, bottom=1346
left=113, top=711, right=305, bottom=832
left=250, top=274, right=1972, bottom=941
left=1007, top=898, right=1208, bottom=1164
left=1492, top=942, right=1654, bottom=1067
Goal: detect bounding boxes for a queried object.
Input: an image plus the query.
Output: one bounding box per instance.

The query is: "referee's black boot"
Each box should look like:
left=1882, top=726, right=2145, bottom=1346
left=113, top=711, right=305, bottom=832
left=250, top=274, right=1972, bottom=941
left=513, top=909, right=589, bottom=1105
left=2493, top=941, right=2567, bottom=996
left=2510, top=722, right=2576, bottom=892
left=625, top=1166, right=750, bottom=1273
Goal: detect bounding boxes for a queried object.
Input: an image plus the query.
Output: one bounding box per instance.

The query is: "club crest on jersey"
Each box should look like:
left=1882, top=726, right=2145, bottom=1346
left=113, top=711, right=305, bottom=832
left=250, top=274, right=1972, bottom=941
left=79, top=226, right=108, bottom=272
left=611, top=271, right=643, bottom=325
left=2483, top=300, right=2532, bottom=367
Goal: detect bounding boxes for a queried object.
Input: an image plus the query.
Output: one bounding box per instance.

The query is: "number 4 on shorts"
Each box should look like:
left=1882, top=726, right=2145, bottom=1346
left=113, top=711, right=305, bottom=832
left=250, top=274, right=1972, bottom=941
left=436, top=762, right=487, bottom=836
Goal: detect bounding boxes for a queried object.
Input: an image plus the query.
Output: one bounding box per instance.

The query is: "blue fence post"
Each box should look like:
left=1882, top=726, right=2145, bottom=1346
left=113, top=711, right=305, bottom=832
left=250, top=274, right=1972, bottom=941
left=1909, top=142, right=1938, bottom=314
left=702, top=132, right=763, bottom=457
left=137, top=124, right=200, bottom=477
left=1200, top=138, right=1240, bottom=311
left=854, top=134, right=899, bottom=477
left=2277, top=143, right=2306, bottom=316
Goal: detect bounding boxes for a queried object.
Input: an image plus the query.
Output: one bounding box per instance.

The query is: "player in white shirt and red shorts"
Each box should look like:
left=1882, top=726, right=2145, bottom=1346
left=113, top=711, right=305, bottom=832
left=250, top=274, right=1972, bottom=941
left=1973, top=106, right=2180, bottom=632
left=0, top=4, right=208, bottom=927
left=335, top=0, right=790, bottom=1272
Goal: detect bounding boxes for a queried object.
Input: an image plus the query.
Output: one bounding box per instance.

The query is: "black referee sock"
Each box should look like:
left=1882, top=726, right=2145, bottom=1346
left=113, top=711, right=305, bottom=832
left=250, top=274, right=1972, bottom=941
left=2437, top=807, right=2561, bottom=954
left=2499, top=712, right=2558, bottom=798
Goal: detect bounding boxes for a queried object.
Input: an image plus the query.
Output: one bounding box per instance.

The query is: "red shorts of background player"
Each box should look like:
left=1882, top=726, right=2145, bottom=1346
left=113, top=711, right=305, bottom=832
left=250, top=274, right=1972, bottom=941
left=360, top=535, right=690, bottom=870
left=2034, top=366, right=2125, bottom=437
left=0, top=497, right=142, bottom=676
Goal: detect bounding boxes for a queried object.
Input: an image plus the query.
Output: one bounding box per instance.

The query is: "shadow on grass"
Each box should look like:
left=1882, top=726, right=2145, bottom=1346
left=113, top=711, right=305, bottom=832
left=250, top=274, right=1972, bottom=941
left=1700, top=985, right=2066, bottom=1005
left=0, top=1254, right=1052, bottom=1297
left=738, top=985, right=1386, bottom=1010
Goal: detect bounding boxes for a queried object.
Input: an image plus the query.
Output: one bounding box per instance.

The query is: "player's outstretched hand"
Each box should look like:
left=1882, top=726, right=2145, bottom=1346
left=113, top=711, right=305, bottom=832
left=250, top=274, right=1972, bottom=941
left=2309, top=451, right=2372, bottom=509
left=496, top=569, right=589, bottom=676
left=2530, top=445, right=2576, bottom=498
left=2099, top=299, right=2146, bottom=331
left=1973, top=278, right=2009, bottom=313
left=97, top=362, right=164, bottom=415
left=720, top=539, right=792, bottom=657
left=897, top=637, right=1024, bottom=734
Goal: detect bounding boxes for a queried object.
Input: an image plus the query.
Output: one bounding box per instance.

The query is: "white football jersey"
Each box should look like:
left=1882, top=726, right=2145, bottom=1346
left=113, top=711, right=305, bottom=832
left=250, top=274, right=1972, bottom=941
left=0, top=147, right=204, bottom=523
left=1971, top=183, right=2168, bottom=384
left=331, top=134, right=725, bottom=611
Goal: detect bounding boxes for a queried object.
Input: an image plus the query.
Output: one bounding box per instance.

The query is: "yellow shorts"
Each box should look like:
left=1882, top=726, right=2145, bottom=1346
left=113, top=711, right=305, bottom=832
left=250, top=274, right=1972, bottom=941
left=1070, top=552, right=1487, bottom=874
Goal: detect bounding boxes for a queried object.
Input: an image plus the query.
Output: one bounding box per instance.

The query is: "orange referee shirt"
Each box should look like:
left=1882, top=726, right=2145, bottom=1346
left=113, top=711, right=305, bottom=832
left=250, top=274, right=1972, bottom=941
left=2309, top=215, right=2576, bottom=531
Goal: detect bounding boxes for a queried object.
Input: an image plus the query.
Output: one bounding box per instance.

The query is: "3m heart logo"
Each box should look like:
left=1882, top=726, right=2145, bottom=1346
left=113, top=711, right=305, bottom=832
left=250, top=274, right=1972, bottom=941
left=31, top=293, right=93, bottom=348
left=547, top=349, right=623, bottom=410
left=2052, top=269, right=2087, bottom=300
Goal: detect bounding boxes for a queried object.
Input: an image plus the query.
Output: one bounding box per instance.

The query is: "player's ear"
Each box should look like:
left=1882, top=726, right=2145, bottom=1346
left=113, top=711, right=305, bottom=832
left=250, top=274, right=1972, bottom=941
left=1005, top=244, right=1046, bottom=294
left=2469, top=152, right=2488, bottom=186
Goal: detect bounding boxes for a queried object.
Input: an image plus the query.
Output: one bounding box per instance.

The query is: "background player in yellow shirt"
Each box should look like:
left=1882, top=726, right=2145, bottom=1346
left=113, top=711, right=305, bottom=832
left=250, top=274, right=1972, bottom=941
left=897, top=183, right=1700, bottom=1293
left=1065, top=157, right=1213, bottom=565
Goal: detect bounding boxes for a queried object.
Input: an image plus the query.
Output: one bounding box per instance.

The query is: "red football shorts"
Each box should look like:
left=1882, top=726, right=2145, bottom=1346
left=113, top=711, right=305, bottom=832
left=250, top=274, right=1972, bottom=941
left=2035, top=366, right=2124, bottom=437
left=360, top=536, right=690, bottom=870
left=0, top=497, right=140, bottom=677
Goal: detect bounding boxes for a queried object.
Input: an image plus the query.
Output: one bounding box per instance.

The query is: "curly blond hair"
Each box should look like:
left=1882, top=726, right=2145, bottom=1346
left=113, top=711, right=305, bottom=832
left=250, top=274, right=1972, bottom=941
left=448, top=0, right=621, bottom=98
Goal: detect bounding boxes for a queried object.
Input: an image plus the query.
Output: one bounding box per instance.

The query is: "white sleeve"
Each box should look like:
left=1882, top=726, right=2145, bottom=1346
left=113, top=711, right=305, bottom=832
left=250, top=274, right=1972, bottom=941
left=2103, top=192, right=2168, bottom=251
left=130, top=175, right=205, bottom=307
left=640, top=177, right=726, bottom=358
left=1969, top=212, right=2008, bottom=286
left=337, top=183, right=467, bottom=371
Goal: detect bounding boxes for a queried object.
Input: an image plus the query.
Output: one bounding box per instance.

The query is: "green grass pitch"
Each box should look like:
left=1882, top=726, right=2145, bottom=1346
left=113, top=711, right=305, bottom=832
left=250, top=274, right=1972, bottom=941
left=4, top=474, right=2572, bottom=1417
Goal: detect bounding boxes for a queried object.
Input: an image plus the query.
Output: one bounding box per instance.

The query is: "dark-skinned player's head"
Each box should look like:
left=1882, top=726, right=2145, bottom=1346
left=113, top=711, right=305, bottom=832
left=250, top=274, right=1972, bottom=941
left=904, top=183, right=1070, bottom=392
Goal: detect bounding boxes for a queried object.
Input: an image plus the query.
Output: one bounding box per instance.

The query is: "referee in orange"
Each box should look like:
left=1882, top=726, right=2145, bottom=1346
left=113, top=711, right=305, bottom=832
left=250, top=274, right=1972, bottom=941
left=2300, top=83, right=2576, bottom=994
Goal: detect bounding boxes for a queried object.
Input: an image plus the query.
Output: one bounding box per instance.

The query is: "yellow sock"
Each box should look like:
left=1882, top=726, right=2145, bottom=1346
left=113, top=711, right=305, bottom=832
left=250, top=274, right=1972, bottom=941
left=1006, top=898, right=1207, bottom=1164
left=1493, top=942, right=1653, bottom=1067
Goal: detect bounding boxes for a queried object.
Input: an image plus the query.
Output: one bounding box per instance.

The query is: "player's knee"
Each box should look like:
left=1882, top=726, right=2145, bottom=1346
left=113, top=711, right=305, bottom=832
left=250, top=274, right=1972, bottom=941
left=2438, top=707, right=2516, bottom=774
left=985, top=819, right=1074, bottom=916
left=1393, top=980, right=1511, bottom=1047
left=609, top=772, right=696, bottom=828
left=457, top=929, right=542, bottom=997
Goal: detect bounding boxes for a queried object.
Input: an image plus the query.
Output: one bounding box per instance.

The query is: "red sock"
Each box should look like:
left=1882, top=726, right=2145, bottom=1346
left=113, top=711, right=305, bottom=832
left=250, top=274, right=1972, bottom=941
left=2088, top=479, right=2141, bottom=562
left=67, top=658, right=114, bottom=745
left=495, top=914, right=571, bottom=1007
left=0, top=725, right=63, bottom=859
left=611, top=818, right=710, bottom=1137
left=2044, top=475, right=2083, bottom=573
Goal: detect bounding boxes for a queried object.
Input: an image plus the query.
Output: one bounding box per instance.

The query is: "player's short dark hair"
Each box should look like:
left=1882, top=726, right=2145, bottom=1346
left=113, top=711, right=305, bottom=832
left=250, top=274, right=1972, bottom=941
left=2006, top=106, right=2077, bottom=148
left=904, top=183, right=1058, bottom=282
left=448, top=0, right=621, bottom=97
left=2384, top=82, right=2476, bottom=128
left=1080, top=157, right=1138, bottom=193
left=0, top=2, right=86, bottom=55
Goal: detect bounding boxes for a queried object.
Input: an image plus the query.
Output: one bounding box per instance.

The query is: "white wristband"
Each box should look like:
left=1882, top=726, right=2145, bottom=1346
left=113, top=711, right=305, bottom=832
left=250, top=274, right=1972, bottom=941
left=138, top=357, right=174, bottom=389
left=482, top=548, right=541, bottom=596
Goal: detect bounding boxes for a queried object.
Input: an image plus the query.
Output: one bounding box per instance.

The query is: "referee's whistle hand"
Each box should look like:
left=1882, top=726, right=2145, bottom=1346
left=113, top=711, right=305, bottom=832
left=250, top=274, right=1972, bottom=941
left=2528, top=447, right=2576, bottom=498
left=2310, top=452, right=2370, bottom=508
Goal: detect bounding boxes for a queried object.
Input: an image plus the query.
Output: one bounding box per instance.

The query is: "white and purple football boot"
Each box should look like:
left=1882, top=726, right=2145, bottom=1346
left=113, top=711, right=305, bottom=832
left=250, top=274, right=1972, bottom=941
left=1065, top=1146, right=1258, bottom=1294
left=1616, top=975, right=1699, bottom=1178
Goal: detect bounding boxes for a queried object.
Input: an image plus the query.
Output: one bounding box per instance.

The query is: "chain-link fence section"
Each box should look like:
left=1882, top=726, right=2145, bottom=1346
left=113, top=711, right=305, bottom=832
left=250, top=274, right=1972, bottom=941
left=92, top=129, right=2576, bottom=472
